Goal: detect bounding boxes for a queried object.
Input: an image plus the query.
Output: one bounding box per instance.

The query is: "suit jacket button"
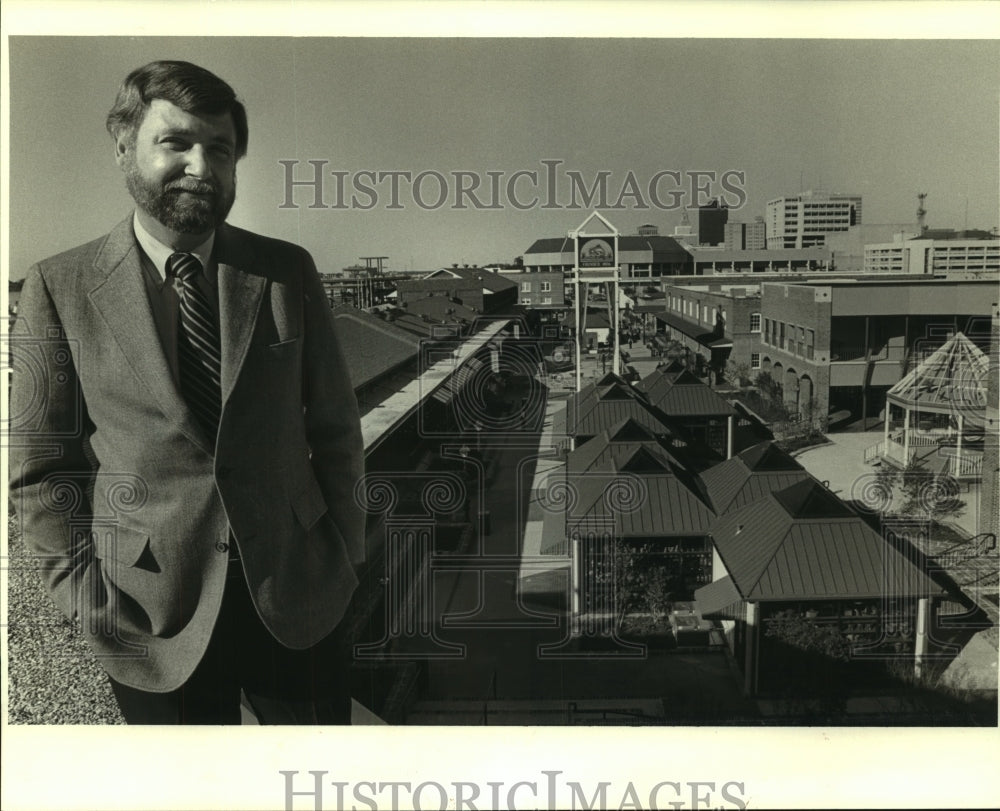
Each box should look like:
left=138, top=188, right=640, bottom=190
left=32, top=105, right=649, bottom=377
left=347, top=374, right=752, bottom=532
left=215, top=541, right=230, bottom=553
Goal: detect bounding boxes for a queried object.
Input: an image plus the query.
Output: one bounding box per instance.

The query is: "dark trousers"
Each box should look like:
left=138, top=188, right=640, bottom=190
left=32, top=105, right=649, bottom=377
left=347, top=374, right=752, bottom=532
left=109, top=561, right=352, bottom=725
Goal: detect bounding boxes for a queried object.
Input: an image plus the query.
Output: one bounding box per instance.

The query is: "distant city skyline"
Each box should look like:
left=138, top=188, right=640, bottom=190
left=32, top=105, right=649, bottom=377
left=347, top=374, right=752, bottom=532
left=8, top=38, right=999, bottom=279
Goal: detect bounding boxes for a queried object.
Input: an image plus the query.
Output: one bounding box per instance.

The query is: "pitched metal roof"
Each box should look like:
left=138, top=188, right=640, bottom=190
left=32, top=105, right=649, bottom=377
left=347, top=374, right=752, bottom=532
left=525, top=237, right=573, bottom=255
left=636, top=361, right=686, bottom=394
left=710, top=480, right=943, bottom=601
left=422, top=266, right=518, bottom=292
left=644, top=367, right=700, bottom=403
left=332, top=306, right=421, bottom=389
left=694, top=576, right=745, bottom=620
left=699, top=442, right=811, bottom=514
left=525, top=235, right=691, bottom=260
left=650, top=383, right=737, bottom=418
left=565, top=468, right=716, bottom=539
left=567, top=397, right=677, bottom=439
left=772, top=477, right=855, bottom=519
left=566, top=431, right=682, bottom=474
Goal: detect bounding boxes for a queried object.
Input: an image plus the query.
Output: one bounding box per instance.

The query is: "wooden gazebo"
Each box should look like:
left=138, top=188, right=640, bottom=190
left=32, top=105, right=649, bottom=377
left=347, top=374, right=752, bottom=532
left=879, top=332, right=988, bottom=479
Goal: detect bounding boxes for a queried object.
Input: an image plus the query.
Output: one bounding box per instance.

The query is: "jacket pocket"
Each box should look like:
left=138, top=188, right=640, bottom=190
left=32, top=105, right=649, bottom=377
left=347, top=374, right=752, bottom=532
left=92, top=524, right=150, bottom=567
left=291, top=474, right=329, bottom=531
left=268, top=337, right=300, bottom=355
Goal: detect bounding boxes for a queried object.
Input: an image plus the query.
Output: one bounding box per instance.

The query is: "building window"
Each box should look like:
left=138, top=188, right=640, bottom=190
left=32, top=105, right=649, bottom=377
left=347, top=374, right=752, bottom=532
left=703, top=305, right=709, bottom=323
left=541, top=296, right=552, bottom=305
left=711, top=307, right=717, bottom=325
left=751, top=353, right=761, bottom=370
left=540, top=281, right=551, bottom=293
left=750, top=312, right=761, bottom=333
left=521, top=281, right=532, bottom=293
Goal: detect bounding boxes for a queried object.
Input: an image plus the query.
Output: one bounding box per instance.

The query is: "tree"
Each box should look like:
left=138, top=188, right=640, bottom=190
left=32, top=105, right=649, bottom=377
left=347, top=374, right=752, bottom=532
left=614, top=541, right=681, bottom=620
left=754, top=371, right=783, bottom=403
left=876, top=457, right=966, bottom=523
left=898, top=458, right=966, bottom=522
left=724, top=360, right=752, bottom=388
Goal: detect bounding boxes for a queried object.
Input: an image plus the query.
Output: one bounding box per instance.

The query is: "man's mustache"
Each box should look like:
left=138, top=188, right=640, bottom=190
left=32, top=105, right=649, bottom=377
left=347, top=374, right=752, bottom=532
left=166, top=180, right=218, bottom=195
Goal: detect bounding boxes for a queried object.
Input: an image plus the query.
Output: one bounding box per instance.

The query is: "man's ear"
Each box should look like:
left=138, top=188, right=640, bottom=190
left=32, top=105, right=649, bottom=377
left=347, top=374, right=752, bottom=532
left=113, top=133, right=131, bottom=168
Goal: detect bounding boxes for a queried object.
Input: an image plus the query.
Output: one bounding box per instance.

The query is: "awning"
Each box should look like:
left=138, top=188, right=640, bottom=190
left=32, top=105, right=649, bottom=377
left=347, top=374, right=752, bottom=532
left=694, top=576, right=745, bottom=620
left=663, top=314, right=728, bottom=350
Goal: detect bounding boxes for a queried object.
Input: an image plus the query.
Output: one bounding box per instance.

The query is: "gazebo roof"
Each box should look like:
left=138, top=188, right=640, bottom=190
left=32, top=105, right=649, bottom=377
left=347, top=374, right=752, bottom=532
left=887, top=332, right=989, bottom=416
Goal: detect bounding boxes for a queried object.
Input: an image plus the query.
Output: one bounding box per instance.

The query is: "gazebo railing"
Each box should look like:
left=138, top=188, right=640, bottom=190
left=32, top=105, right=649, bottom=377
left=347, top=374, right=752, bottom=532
left=883, top=436, right=915, bottom=466
left=863, top=440, right=884, bottom=464
left=950, top=453, right=984, bottom=479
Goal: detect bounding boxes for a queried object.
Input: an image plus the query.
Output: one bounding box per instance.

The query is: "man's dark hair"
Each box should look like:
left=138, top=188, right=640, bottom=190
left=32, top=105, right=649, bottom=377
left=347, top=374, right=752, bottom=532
left=106, top=60, right=248, bottom=159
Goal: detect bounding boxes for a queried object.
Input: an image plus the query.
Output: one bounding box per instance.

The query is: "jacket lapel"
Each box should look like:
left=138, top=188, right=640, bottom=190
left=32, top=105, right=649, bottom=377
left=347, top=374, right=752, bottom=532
left=215, top=223, right=266, bottom=408
left=88, top=216, right=214, bottom=453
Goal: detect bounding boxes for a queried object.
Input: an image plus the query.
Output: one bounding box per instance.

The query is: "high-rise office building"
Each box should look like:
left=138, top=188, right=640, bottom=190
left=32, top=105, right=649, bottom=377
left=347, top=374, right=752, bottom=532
left=766, top=191, right=862, bottom=249
left=693, top=198, right=729, bottom=246
left=724, top=217, right=767, bottom=251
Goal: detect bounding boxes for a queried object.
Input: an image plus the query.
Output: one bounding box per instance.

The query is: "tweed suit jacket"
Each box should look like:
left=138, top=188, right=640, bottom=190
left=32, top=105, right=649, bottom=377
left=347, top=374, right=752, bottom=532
left=9, top=215, right=366, bottom=692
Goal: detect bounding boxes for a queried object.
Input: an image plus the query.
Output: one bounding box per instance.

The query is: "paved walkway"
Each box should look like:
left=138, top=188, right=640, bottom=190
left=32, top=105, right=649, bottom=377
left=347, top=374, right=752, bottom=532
left=392, top=375, right=755, bottom=724
left=795, top=432, right=985, bottom=538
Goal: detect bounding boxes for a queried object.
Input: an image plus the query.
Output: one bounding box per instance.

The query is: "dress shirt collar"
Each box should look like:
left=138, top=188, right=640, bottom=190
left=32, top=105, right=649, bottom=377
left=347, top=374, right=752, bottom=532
left=132, top=211, right=216, bottom=286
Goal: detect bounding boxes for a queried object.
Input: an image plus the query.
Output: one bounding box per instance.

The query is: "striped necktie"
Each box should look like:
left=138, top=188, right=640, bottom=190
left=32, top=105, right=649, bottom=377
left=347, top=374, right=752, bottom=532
left=168, top=252, right=222, bottom=437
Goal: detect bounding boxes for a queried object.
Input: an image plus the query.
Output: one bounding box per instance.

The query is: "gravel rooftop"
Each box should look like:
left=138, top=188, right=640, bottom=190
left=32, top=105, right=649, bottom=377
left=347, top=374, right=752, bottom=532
left=7, top=513, right=124, bottom=724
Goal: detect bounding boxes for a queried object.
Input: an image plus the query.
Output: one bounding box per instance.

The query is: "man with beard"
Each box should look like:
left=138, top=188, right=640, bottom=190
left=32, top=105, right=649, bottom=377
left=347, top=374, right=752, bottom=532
left=9, top=61, right=366, bottom=724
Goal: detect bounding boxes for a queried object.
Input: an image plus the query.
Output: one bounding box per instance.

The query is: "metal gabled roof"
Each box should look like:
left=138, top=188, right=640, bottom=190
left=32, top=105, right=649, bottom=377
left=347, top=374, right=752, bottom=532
left=524, top=237, right=573, bottom=255
left=606, top=417, right=661, bottom=443
left=694, top=576, right=745, bottom=620
left=566, top=432, right=616, bottom=472
left=642, top=368, right=737, bottom=418
left=644, top=366, right=697, bottom=400
left=699, top=442, right=811, bottom=515
left=566, top=465, right=716, bottom=539
left=569, top=398, right=677, bottom=439
left=636, top=361, right=685, bottom=394
left=569, top=379, right=640, bottom=416
left=422, top=266, right=518, bottom=293
left=651, top=383, right=737, bottom=418
left=709, top=480, right=943, bottom=601
left=566, top=432, right=681, bottom=474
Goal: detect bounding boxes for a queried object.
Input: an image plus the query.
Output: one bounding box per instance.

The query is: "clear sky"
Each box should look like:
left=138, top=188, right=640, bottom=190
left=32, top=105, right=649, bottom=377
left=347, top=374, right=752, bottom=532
left=7, top=37, right=999, bottom=279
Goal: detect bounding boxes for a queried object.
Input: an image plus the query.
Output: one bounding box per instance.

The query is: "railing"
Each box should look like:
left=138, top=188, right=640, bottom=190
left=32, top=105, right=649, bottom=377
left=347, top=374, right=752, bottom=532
left=951, top=454, right=984, bottom=478
left=864, top=440, right=884, bottom=464
left=882, top=436, right=914, bottom=466
left=935, top=533, right=997, bottom=566
left=906, top=431, right=947, bottom=448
